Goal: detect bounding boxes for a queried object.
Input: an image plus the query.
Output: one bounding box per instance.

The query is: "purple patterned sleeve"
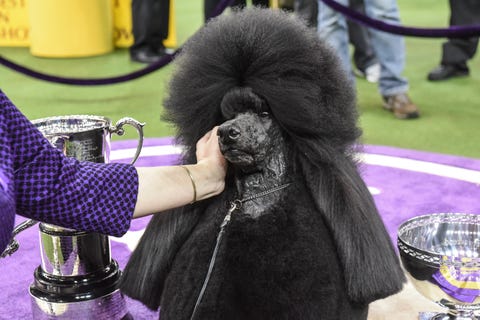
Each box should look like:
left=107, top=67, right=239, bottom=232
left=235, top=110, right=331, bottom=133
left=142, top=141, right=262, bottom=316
left=1, top=90, right=139, bottom=237
left=0, top=169, right=15, bottom=252
left=1, top=92, right=19, bottom=251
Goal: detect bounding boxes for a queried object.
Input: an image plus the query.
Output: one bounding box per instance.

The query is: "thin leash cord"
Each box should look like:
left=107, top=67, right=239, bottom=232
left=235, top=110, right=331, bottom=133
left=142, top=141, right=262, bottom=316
left=189, top=182, right=291, bottom=320
left=190, top=202, right=236, bottom=320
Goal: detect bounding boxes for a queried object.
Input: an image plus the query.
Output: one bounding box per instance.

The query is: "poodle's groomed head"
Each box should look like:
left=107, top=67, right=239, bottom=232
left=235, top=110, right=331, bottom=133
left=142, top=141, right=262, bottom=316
left=217, top=87, right=283, bottom=172
left=163, top=7, right=360, bottom=165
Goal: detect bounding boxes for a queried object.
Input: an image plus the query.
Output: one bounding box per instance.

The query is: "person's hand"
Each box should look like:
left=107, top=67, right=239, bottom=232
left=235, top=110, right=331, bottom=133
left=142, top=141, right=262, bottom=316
left=133, top=127, right=227, bottom=218
left=196, top=127, right=226, bottom=168
left=195, top=127, right=227, bottom=198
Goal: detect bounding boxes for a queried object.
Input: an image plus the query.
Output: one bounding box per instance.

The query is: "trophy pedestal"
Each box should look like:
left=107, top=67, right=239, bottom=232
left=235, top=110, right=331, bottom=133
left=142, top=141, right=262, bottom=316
left=31, top=289, right=132, bottom=320
left=28, top=224, right=134, bottom=320
left=419, top=312, right=479, bottom=320
left=419, top=312, right=453, bottom=320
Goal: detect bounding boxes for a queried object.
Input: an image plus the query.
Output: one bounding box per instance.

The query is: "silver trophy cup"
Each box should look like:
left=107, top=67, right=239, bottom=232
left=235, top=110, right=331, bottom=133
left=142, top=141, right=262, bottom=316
left=398, top=213, right=480, bottom=320
left=15, top=115, right=143, bottom=319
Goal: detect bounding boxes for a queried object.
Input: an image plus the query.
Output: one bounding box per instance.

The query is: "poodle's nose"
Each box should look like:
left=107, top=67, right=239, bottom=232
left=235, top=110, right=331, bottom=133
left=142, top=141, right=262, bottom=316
left=218, top=125, right=241, bottom=142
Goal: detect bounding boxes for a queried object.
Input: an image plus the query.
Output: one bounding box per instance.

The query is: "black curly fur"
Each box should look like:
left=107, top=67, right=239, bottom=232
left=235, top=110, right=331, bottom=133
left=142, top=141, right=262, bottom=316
left=120, top=7, right=405, bottom=318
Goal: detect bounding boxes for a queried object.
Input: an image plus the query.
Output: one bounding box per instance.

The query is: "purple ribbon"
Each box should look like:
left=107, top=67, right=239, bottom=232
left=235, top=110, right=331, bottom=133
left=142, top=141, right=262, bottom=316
left=431, top=266, right=480, bottom=303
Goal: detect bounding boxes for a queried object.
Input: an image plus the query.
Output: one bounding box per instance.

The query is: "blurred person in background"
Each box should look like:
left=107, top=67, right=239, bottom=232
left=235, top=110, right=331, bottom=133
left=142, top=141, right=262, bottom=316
left=294, top=0, right=380, bottom=82
left=204, top=0, right=270, bottom=22
left=130, top=0, right=170, bottom=63
left=347, top=0, right=380, bottom=83
left=317, top=0, right=420, bottom=119
left=427, top=0, right=480, bottom=81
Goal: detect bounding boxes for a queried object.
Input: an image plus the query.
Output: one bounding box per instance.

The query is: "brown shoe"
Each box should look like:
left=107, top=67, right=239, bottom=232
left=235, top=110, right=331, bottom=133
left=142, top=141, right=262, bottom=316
left=382, top=93, right=420, bottom=119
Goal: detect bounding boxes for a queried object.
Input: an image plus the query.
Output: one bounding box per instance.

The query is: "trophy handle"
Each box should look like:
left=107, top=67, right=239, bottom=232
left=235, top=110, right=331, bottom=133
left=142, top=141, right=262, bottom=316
left=1, top=219, right=38, bottom=258
left=111, top=117, right=145, bottom=165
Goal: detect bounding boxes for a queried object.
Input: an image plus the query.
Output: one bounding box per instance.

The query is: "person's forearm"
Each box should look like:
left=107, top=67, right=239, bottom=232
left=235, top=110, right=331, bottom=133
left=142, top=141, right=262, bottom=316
left=133, top=162, right=225, bottom=218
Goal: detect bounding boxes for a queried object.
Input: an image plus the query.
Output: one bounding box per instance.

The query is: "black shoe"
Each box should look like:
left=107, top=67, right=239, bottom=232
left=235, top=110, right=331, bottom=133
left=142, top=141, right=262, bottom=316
left=154, top=45, right=168, bottom=56
left=130, top=48, right=164, bottom=64
left=427, top=64, right=469, bottom=81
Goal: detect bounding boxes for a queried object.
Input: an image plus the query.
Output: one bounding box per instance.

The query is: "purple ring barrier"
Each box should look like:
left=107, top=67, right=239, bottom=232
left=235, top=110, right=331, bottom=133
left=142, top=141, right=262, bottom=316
left=0, top=0, right=236, bottom=86
left=0, top=52, right=176, bottom=86
left=3, top=0, right=480, bottom=86
left=320, top=0, right=480, bottom=38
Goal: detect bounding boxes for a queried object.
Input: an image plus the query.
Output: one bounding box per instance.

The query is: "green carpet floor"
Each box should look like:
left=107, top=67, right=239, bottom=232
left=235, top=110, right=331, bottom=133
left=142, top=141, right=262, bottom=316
left=1, top=0, right=479, bottom=158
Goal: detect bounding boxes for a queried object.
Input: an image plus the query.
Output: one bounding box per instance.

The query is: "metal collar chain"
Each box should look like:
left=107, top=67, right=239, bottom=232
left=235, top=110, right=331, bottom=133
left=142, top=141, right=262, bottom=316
left=190, top=182, right=291, bottom=320
left=221, top=182, right=292, bottom=228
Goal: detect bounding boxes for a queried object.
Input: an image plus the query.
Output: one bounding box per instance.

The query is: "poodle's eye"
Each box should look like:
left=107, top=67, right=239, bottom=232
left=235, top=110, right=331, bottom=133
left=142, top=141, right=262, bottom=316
left=259, top=112, right=270, bottom=118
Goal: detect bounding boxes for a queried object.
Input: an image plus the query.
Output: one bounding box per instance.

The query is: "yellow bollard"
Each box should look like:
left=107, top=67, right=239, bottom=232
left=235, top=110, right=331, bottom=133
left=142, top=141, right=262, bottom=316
left=163, top=0, right=177, bottom=49
left=29, top=0, right=113, bottom=57
left=0, top=0, right=30, bottom=47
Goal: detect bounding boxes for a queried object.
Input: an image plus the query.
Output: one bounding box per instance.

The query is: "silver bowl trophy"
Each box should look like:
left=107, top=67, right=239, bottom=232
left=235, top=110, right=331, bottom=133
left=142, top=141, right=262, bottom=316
left=398, top=213, right=480, bottom=320
left=2, top=115, right=144, bottom=319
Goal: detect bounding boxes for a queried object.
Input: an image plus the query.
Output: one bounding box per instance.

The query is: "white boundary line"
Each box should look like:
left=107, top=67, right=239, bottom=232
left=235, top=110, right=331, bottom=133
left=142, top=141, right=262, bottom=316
left=110, top=147, right=480, bottom=249
left=358, top=153, right=480, bottom=185
left=111, top=146, right=480, bottom=185
left=111, top=145, right=182, bottom=159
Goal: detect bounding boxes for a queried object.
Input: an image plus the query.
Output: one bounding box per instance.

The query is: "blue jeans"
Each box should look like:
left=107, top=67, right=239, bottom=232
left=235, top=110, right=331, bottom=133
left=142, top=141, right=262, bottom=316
left=317, top=0, right=409, bottom=96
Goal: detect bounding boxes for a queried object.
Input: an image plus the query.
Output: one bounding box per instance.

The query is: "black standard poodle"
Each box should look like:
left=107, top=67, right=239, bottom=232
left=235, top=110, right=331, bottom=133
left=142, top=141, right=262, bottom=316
left=121, top=8, right=405, bottom=320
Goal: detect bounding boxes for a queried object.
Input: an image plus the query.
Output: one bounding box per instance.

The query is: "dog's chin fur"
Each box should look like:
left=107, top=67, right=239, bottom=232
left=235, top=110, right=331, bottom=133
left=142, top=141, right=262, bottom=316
left=222, top=152, right=264, bottom=173
left=222, top=150, right=254, bottom=167
left=120, top=8, right=405, bottom=319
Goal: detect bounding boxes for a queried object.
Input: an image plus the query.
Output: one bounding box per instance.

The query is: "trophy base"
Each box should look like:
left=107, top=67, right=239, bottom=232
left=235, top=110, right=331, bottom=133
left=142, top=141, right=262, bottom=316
left=420, top=311, right=479, bottom=320
left=419, top=312, right=451, bottom=320
left=31, top=289, right=130, bottom=319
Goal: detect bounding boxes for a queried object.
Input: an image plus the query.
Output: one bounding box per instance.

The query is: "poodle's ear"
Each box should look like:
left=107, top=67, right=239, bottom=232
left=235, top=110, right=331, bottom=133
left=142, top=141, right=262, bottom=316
left=300, top=155, right=406, bottom=304
left=120, top=204, right=205, bottom=310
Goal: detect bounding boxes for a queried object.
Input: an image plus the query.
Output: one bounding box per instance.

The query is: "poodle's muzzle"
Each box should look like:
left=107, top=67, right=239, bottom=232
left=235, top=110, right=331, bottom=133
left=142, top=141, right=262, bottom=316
left=217, top=111, right=273, bottom=169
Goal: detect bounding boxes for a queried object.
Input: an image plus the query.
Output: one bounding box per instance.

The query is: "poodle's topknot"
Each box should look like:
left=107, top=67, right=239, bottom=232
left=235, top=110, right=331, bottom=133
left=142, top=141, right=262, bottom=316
left=163, top=8, right=359, bottom=164
left=220, top=87, right=268, bottom=120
